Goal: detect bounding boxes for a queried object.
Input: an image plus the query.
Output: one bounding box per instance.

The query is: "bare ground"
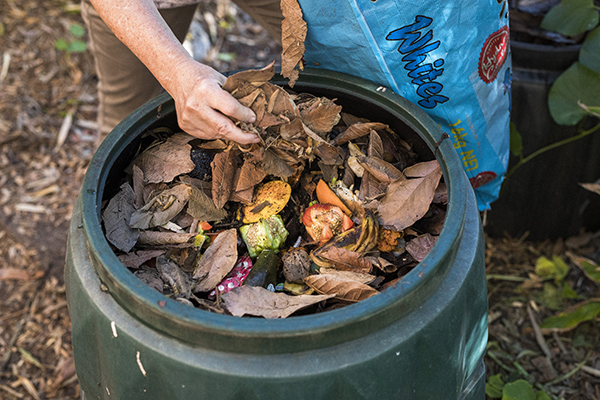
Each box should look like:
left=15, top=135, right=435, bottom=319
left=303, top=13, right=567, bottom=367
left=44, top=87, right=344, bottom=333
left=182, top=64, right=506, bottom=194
left=0, top=1, right=598, bottom=399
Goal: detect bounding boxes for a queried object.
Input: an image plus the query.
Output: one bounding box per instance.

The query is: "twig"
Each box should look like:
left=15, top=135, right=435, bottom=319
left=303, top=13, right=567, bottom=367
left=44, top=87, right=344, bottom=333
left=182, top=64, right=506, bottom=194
left=486, top=274, right=528, bottom=282
left=552, top=331, right=568, bottom=355
left=582, top=365, right=600, bottom=378
left=527, top=305, right=553, bottom=360
left=486, top=350, right=516, bottom=373
left=54, top=111, right=74, bottom=151
left=545, top=351, right=592, bottom=386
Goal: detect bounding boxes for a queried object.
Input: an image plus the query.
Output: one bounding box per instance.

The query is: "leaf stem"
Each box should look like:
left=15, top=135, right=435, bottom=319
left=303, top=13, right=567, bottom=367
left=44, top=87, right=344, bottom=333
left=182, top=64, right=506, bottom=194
left=505, top=120, right=600, bottom=181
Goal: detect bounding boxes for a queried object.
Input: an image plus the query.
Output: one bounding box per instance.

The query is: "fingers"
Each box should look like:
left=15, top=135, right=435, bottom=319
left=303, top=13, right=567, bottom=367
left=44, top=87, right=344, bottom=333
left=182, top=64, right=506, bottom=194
left=177, top=98, right=260, bottom=145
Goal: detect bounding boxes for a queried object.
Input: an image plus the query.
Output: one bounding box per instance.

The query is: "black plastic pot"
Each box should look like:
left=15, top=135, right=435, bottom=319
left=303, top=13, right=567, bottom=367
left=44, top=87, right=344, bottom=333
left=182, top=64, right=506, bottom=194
left=66, top=69, right=488, bottom=399
left=485, top=41, right=600, bottom=240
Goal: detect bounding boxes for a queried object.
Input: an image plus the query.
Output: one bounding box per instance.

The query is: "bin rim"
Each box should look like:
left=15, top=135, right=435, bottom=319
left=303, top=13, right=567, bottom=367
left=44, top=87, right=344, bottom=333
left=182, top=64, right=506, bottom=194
left=80, top=68, right=470, bottom=351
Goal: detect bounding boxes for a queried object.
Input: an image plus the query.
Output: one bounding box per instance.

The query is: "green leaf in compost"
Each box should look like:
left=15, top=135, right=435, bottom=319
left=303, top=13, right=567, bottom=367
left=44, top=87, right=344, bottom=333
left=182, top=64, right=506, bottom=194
left=534, top=255, right=569, bottom=283
left=501, top=379, right=535, bottom=400
left=68, top=40, right=88, bottom=53
left=580, top=26, right=600, bottom=74
left=540, top=0, right=599, bottom=37
left=577, top=259, right=600, bottom=283
left=55, top=38, right=69, bottom=51
left=485, top=374, right=505, bottom=398
left=548, top=62, right=600, bottom=125
left=562, top=281, right=581, bottom=299
left=509, top=122, right=523, bottom=158
left=541, top=299, right=600, bottom=331
left=69, top=23, right=86, bottom=38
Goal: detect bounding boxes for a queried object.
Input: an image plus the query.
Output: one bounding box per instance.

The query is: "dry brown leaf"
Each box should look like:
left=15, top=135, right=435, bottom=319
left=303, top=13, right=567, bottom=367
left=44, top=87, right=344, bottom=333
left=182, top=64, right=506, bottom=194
left=235, top=149, right=266, bottom=192
left=279, top=118, right=305, bottom=140
left=262, top=147, right=295, bottom=178
left=304, top=274, right=378, bottom=302
left=211, top=149, right=238, bottom=209
left=129, top=184, right=191, bottom=229
left=331, top=122, right=388, bottom=146
left=301, top=101, right=342, bottom=135
left=368, top=130, right=384, bottom=159
left=404, top=160, right=442, bottom=178
left=132, top=164, right=145, bottom=208
left=358, top=156, right=405, bottom=183
left=117, top=250, right=166, bottom=269
left=280, top=0, right=306, bottom=87
left=406, top=233, right=438, bottom=262
left=133, top=133, right=195, bottom=183
left=156, top=254, right=192, bottom=298
left=192, top=228, right=238, bottom=292
left=222, top=285, right=334, bottom=318
left=319, top=267, right=376, bottom=285
left=315, top=247, right=373, bottom=274
left=187, top=185, right=228, bottom=222
left=377, top=163, right=443, bottom=230
left=102, top=182, right=139, bottom=252
left=222, top=62, right=275, bottom=93
left=137, top=231, right=197, bottom=246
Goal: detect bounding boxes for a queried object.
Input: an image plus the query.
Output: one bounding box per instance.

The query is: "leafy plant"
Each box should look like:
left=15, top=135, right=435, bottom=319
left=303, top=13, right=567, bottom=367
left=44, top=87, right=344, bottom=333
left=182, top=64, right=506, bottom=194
left=505, top=0, right=600, bottom=181
left=55, top=23, right=87, bottom=54
left=486, top=375, right=552, bottom=400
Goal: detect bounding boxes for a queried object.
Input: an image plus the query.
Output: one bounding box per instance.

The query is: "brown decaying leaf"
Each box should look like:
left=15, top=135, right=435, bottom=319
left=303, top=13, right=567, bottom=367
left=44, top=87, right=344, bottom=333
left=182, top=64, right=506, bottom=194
left=187, top=185, right=228, bottom=222
left=368, top=130, right=384, bottom=159
left=156, top=254, right=192, bottom=298
left=192, top=228, right=238, bottom=292
left=404, top=160, right=441, bottom=178
left=222, top=62, right=275, bottom=93
left=280, top=0, right=306, bottom=87
left=132, top=164, right=145, bottom=209
left=314, top=247, right=373, bottom=274
left=406, top=233, right=438, bottom=262
left=222, top=286, right=334, bottom=318
left=301, top=101, right=342, bottom=135
left=319, top=267, right=376, bottom=285
left=235, top=148, right=266, bottom=192
left=211, top=149, right=238, bottom=209
left=304, top=274, right=378, bottom=302
left=118, top=249, right=166, bottom=269
left=262, top=147, right=295, bottom=178
left=358, top=156, right=405, bottom=183
left=102, top=182, right=139, bottom=253
left=377, top=163, right=443, bottom=230
left=133, top=133, right=195, bottom=183
left=129, top=184, right=192, bottom=229
left=331, top=122, right=388, bottom=146
left=137, top=231, right=197, bottom=246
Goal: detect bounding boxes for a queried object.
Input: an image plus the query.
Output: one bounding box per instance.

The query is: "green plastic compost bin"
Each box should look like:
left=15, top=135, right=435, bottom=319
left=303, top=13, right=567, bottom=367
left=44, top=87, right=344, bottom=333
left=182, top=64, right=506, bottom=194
left=65, top=69, right=488, bottom=400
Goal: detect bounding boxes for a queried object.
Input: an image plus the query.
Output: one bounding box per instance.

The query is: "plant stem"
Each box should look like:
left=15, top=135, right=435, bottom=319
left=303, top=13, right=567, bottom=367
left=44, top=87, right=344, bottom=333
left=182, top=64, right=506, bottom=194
left=505, top=121, right=600, bottom=181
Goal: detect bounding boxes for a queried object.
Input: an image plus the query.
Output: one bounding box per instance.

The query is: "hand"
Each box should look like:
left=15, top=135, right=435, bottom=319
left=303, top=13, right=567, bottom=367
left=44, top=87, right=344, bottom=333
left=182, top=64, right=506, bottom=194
left=169, top=58, right=260, bottom=144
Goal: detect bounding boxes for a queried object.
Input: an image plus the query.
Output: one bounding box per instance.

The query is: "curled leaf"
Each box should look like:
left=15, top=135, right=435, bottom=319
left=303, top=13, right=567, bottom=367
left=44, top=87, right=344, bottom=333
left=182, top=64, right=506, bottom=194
left=304, top=274, right=378, bottom=302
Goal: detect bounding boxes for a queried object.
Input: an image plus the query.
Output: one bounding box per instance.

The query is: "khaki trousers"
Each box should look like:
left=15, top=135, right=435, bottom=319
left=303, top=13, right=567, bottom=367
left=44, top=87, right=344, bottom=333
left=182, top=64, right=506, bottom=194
left=81, top=0, right=282, bottom=138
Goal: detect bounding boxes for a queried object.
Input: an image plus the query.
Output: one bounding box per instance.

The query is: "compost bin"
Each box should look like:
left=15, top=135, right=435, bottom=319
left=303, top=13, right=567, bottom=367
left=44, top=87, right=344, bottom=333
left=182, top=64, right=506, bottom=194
left=65, top=69, right=488, bottom=399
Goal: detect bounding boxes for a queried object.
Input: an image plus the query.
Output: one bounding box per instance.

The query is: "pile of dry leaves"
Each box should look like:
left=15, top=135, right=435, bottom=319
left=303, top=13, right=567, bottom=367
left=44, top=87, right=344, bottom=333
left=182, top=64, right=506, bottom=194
left=101, top=63, right=447, bottom=318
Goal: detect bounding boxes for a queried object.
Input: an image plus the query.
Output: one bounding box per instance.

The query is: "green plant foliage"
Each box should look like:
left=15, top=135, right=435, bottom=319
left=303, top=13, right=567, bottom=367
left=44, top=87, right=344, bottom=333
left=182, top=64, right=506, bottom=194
left=580, top=26, right=600, bottom=74
left=485, top=374, right=505, bottom=398
left=536, top=282, right=564, bottom=310
left=540, top=0, right=599, bottom=37
left=578, top=258, right=600, bottom=283
left=56, top=23, right=87, bottom=54
left=534, top=255, right=569, bottom=283
left=502, top=379, right=535, bottom=400
left=541, top=299, right=600, bottom=331
left=510, top=122, right=523, bottom=157
left=69, top=23, right=86, bottom=38
left=562, top=282, right=582, bottom=299
left=548, top=62, right=600, bottom=125
left=0, top=22, right=5, bottom=36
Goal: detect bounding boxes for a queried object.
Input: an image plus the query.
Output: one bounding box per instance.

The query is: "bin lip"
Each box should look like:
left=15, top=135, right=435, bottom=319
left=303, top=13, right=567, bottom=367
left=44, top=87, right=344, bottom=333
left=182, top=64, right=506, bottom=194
left=80, top=68, right=469, bottom=340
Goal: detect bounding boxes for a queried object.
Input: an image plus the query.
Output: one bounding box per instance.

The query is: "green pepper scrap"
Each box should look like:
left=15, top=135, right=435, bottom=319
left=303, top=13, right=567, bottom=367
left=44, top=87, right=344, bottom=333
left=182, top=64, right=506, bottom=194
left=239, top=215, right=289, bottom=258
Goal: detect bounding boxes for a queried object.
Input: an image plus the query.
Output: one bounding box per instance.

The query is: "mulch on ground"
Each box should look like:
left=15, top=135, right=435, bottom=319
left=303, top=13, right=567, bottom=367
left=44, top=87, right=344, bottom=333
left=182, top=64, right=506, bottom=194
left=0, top=1, right=598, bottom=399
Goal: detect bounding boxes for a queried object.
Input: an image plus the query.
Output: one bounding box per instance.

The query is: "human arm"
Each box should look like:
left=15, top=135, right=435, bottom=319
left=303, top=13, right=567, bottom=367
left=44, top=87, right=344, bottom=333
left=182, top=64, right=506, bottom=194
left=88, top=0, right=259, bottom=144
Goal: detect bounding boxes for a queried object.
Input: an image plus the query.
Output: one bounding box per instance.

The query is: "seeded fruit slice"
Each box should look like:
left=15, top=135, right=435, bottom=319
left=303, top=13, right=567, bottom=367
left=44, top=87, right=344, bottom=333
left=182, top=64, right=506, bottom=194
left=242, top=181, right=292, bottom=223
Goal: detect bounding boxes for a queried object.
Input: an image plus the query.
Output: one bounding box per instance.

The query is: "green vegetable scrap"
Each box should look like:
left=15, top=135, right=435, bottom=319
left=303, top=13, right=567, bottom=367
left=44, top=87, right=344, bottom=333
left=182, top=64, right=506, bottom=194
left=239, top=215, right=289, bottom=258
